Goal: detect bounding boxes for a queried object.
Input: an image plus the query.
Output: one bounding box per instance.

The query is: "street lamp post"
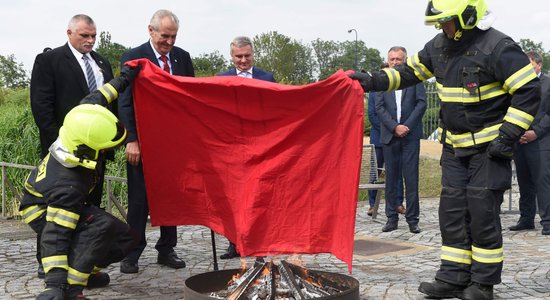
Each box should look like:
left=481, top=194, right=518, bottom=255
left=348, top=29, right=358, bottom=70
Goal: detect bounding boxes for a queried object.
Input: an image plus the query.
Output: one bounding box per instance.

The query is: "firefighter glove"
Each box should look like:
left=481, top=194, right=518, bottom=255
left=120, top=63, right=142, bottom=84
left=348, top=71, right=373, bottom=92
left=487, top=134, right=515, bottom=159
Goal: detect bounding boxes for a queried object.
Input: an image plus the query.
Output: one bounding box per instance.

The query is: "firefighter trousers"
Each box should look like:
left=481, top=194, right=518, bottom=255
left=435, top=145, right=511, bottom=286
left=29, top=205, right=137, bottom=287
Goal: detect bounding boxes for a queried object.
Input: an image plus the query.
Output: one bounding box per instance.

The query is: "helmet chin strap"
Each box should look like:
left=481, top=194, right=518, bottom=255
left=454, top=30, right=463, bottom=41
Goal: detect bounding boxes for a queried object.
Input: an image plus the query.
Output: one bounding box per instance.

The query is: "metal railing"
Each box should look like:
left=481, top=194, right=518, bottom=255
left=0, top=161, right=127, bottom=219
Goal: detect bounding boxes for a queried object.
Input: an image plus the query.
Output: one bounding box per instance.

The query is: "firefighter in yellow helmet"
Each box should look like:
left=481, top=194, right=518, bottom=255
left=349, top=0, right=540, bottom=299
left=19, top=65, right=141, bottom=300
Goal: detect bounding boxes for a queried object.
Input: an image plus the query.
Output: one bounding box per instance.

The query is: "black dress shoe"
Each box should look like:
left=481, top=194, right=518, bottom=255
left=120, top=259, right=139, bottom=274
left=158, top=251, right=186, bottom=269
left=409, top=224, right=421, bottom=234
left=87, top=272, right=110, bottom=288
left=37, top=263, right=45, bottom=279
left=220, top=242, right=240, bottom=259
left=508, top=221, right=535, bottom=231
left=382, top=222, right=398, bottom=232
left=542, top=225, right=550, bottom=235
left=418, top=279, right=465, bottom=298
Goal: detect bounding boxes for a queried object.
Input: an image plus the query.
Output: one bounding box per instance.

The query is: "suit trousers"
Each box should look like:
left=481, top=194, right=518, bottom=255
left=382, top=138, right=420, bottom=225
left=125, top=161, right=177, bottom=262
left=513, top=142, right=541, bottom=224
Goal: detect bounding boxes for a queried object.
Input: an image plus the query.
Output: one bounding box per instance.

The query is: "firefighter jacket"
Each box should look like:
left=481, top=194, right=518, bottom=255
left=19, top=140, right=99, bottom=277
left=370, top=27, right=540, bottom=153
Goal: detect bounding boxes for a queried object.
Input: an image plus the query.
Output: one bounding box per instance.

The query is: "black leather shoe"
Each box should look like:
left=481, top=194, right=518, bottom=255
left=220, top=243, right=240, bottom=259
left=158, top=251, right=186, bottom=269
left=382, top=222, right=398, bottom=232
left=542, top=225, right=550, bottom=235
left=37, top=263, right=45, bottom=279
left=462, top=282, right=493, bottom=300
left=409, top=224, right=421, bottom=234
left=86, top=272, right=110, bottom=289
left=418, top=280, right=465, bottom=298
left=120, top=259, right=139, bottom=274
left=508, top=221, right=535, bottom=231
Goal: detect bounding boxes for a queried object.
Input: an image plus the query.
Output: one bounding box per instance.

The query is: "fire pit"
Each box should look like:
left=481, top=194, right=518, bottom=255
left=184, top=260, right=359, bottom=300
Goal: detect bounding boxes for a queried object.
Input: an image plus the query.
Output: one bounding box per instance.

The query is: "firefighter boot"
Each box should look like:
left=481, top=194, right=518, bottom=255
left=418, top=279, right=465, bottom=298
left=35, top=287, right=65, bottom=300
left=66, top=285, right=89, bottom=300
left=462, top=283, right=493, bottom=300
left=86, top=271, right=110, bottom=289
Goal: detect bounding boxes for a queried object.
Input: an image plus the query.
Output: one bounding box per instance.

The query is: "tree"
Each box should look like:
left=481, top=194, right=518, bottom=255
left=0, top=54, right=29, bottom=89
left=253, top=32, right=314, bottom=84
left=311, top=38, right=342, bottom=80
left=192, top=51, right=229, bottom=77
left=95, top=31, right=131, bottom=75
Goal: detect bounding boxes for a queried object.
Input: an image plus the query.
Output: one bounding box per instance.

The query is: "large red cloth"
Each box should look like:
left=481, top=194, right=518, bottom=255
left=127, top=59, right=364, bottom=271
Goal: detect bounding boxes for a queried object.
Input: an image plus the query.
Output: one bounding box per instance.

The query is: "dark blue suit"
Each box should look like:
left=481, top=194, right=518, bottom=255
left=367, top=92, right=403, bottom=208
left=515, top=73, right=550, bottom=229
left=375, top=83, right=426, bottom=226
left=217, top=67, right=276, bottom=82
left=118, top=41, right=194, bottom=261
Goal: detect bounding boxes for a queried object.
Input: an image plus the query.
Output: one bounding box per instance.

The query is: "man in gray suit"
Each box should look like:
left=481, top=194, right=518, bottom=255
left=509, top=50, right=550, bottom=235
left=375, top=46, right=426, bottom=233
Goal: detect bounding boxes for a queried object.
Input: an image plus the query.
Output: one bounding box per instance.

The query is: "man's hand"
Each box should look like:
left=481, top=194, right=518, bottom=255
left=519, top=130, right=537, bottom=144
left=126, top=140, right=141, bottom=166
left=348, top=71, right=373, bottom=92
left=394, top=124, right=410, bottom=138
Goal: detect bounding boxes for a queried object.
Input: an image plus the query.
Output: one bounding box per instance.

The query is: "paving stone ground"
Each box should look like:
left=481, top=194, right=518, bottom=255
left=1, top=196, right=549, bottom=300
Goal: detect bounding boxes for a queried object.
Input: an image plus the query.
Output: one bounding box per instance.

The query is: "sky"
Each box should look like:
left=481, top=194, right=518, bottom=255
left=1, top=0, right=549, bottom=74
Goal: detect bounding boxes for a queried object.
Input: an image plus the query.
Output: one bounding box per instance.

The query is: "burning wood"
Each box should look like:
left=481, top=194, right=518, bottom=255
left=208, top=260, right=348, bottom=299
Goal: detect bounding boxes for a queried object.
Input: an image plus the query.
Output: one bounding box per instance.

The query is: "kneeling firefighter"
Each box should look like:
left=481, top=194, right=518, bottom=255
left=19, top=65, right=141, bottom=300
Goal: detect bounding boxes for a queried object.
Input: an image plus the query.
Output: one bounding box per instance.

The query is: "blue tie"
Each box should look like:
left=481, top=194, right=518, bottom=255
left=83, top=55, right=97, bottom=92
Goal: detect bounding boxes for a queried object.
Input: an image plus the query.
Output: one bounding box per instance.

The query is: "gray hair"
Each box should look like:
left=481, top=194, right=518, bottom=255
left=388, top=46, right=407, bottom=55
left=526, top=50, right=543, bottom=66
left=68, top=14, right=95, bottom=30
left=150, top=9, right=179, bottom=31
left=230, top=36, right=254, bottom=55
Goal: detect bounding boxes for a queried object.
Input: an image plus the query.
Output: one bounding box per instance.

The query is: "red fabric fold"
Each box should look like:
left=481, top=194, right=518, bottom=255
left=128, top=59, right=364, bottom=272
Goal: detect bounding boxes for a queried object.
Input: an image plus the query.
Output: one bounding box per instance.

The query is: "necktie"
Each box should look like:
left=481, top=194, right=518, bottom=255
left=82, top=55, right=97, bottom=92
left=160, top=55, right=170, bottom=73
left=239, top=71, right=251, bottom=78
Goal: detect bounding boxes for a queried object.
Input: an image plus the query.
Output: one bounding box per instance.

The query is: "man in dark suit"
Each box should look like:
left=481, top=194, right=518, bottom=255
left=375, top=46, right=426, bottom=234
left=216, top=36, right=275, bottom=259
left=218, top=36, right=276, bottom=81
left=118, top=9, right=195, bottom=274
left=510, top=50, right=550, bottom=235
left=30, top=14, right=113, bottom=278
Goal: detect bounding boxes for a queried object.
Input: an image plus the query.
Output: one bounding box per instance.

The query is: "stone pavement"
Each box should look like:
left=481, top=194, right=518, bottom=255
left=1, top=198, right=550, bottom=300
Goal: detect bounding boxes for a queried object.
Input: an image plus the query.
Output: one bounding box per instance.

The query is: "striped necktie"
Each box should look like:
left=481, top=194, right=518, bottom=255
left=82, top=55, right=97, bottom=92
left=160, top=55, right=171, bottom=73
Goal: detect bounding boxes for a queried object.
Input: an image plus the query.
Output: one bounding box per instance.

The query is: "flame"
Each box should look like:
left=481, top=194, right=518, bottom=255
left=227, top=272, right=242, bottom=285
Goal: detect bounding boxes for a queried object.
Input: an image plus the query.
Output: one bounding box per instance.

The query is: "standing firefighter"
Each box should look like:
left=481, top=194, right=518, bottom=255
left=349, top=0, right=540, bottom=299
left=19, top=66, right=140, bottom=300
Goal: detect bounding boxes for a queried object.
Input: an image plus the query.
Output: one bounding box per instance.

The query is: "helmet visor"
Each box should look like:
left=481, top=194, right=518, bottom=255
left=425, top=1, right=457, bottom=25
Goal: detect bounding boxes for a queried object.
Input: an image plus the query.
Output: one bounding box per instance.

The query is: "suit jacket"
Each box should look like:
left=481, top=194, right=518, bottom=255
left=367, top=91, right=381, bottom=147
left=118, top=41, right=195, bottom=142
left=30, top=43, right=114, bottom=157
left=375, top=83, right=427, bottom=145
left=217, top=67, right=276, bottom=82
left=532, top=74, right=550, bottom=150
